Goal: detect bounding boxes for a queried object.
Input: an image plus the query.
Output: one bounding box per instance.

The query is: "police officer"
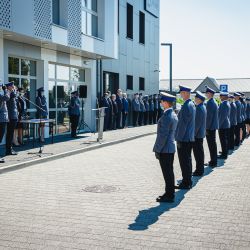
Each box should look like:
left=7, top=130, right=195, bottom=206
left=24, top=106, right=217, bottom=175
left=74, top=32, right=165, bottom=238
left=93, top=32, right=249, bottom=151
left=148, top=95, right=154, bottom=125
left=205, top=87, right=219, bottom=168
left=107, top=91, right=113, bottom=130
left=132, top=93, right=140, bottom=127
left=68, top=91, right=80, bottom=138
left=153, top=94, right=159, bottom=124
left=116, top=89, right=123, bottom=129
left=246, top=97, right=250, bottom=137
left=175, top=85, right=195, bottom=189
left=192, top=91, right=207, bottom=176
left=143, top=95, right=149, bottom=125
left=239, top=93, right=247, bottom=142
left=0, top=82, right=10, bottom=162
left=111, top=94, right=118, bottom=130
left=122, top=93, right=129, bottom=128
left=5, top=82, right=18, bottom=156
left=138, top=93, right=145, bottom=126
left=218, top=92, right=231, bottom=159
left=228, top=95, right=237, bottom=150
left=101, top=92, right=111, bottom=131
left=234, top=92, right=242, bottom=146
left=36, top=87, right=48, bottom=142
left=153, top=92, right=178, bottom=203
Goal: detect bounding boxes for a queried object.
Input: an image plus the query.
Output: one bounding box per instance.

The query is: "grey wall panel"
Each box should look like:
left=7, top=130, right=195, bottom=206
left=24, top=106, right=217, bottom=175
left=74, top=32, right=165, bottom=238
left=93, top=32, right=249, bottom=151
left=0, top=0, right=11, bottom=30
left=68, top=0, right=81, bottom=48
left=34, top=0, right=52, bottom=40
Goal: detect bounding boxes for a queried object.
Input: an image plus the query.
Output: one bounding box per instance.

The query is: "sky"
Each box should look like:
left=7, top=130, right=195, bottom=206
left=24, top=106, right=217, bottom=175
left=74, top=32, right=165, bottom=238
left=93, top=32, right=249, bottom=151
left=160, top=0, right=250, bottom=80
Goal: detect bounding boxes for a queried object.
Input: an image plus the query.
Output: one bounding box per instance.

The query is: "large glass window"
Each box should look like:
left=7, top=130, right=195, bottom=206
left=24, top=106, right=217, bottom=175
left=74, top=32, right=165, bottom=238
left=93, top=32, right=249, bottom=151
left=82, top=0, right=98, bottom=37
left=8, top=57, right=37, bottom=118
left=49, top=64, right=86, bottom=134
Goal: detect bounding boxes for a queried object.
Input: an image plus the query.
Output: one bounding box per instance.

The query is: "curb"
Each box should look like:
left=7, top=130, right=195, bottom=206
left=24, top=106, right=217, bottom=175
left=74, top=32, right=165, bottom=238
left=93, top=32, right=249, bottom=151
left=0, top=131, right=156, bottom=174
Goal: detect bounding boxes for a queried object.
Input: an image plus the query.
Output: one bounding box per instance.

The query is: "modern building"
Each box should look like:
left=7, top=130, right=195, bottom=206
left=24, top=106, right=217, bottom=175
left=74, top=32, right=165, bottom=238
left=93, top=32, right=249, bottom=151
left=0, top=0, right=118, bottom=136
left=102, top=0, right=160, bottom=98
left=0, top=0, right=160, bottom=137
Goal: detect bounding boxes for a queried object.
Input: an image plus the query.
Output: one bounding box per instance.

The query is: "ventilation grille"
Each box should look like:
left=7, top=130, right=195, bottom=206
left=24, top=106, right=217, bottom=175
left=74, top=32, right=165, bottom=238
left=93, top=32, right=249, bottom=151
left=34, top=0, right=52, bottom=40
left=0, top=0, right=11, bottom=29
left=68, top=0, right=82, bottom=48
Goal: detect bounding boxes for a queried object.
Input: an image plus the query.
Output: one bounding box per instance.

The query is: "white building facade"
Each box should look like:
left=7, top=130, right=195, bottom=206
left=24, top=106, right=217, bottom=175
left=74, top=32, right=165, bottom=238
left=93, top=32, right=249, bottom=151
left=102, top=0, right=160, bottom=97
left=0, top=0, right=118, bottom=135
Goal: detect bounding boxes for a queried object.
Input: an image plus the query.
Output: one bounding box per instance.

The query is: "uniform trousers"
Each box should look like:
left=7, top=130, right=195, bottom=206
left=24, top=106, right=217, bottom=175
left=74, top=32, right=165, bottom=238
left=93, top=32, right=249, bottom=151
left=6, top=119, right=17, bottom=154
left=0, top=122, right=6, bottom=143
left=228, top=125, right=236, bottom=150
left=138, top=112, right=144, bottom=126
left=219, top=128, right=229, bottom=158
left=133, top=111, right=139, bottom=127
left=159, top=153, right=175, bottom=198
left=122, top=111, right=128, bottom=128
left=206, top=129, right=217, bottom=165
left=234, top=123, right=241, bottom=146
left=192, top=137, right=204, bottom=174
left=242, top=121, right=247, bottom=141
left=116, top=111, right=122, bottom=129
left=70, top=115, right=80, bottom=137
left=177, top=141, right=193, bottom=185
left=153, top=110, right=158, bottom=124
left=149, top=111, right=154, bottom=124
left=144, top=111, right=149, bottom=125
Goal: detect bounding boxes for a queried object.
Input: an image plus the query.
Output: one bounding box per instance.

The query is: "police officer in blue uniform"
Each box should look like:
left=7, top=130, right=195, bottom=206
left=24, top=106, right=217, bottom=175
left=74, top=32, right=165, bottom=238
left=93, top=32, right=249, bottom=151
left=138, top=93, right=145, bottom=126
left=218, top=92, right=231, bottom=159
left=132, top=93, right=140, bottom=127
left=122, top=93, right=129, bottom=128
left=36, top=87, right=48, bottom=142
left=116, top=89, right=123, bottom=129
left=192, top=91, right=207, bottom=176
left=0, top=82, right=10, bottom=162
left=143, top=95, right=149, bottom=125
left=228, top=95, right=237, bottom=150
left=153, top=94, right=159, bottom=124
left=153, top=92, right=178, bottom=203
left=68, top=91, right=80, bottom=138
left=5, top=82, right=18, bottom=156
left=234, top=92, right=242, bottom=146
left=175, top=85, right=195, bottom=189
left=205, top=87, right=219, bottom=168
left=148, top=95, right=154, bottom=125
left=239, top=93, right=247, bottom=142
left=246, top=97, right=250, bottom=137
left=101, top=92, right=111, bottom=131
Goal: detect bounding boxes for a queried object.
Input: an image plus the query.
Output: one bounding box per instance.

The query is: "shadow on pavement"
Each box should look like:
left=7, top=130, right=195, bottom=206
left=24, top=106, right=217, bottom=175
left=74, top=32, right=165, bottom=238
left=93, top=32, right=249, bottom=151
left=128, top=166, right=213, bottom=231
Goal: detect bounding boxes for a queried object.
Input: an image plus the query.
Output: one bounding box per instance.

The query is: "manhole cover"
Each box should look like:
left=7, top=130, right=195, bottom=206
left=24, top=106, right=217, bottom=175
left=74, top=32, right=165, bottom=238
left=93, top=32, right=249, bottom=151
left=83, top=185, right=119, bottom=193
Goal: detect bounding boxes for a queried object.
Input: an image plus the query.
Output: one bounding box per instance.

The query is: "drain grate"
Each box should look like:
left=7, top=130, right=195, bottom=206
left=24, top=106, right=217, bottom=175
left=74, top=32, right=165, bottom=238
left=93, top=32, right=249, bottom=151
left=83, top=185, right=119, bottom=193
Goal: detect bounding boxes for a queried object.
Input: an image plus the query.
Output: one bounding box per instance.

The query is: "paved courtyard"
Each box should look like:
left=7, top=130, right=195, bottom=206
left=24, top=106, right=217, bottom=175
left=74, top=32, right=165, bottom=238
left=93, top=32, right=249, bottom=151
left=0, top=134, right=250, bottom=249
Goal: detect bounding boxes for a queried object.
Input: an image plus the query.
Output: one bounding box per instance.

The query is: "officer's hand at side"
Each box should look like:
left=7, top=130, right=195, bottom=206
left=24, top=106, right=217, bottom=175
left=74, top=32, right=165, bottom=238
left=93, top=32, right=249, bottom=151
left=155, top=152, right=160, bottom=160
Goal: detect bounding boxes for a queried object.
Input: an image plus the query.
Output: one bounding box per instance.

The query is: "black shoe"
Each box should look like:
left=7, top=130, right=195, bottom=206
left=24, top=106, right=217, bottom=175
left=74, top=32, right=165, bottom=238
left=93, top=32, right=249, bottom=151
left=175, top=182, right=192, bottom=190
left=0, top=158, right=5, bottom=163
left=218, top=155, right=227, bottom=159
left=156, top=196, right=174, bottom=203
left=6, top=150, right=18, bottom=156
left=192, top=171, right=204, bottom=177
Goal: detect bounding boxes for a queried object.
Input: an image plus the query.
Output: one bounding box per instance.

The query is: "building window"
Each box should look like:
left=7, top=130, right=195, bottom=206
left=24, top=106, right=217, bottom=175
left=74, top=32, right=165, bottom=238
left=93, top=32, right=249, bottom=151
left=52, top=0, right=67, bottom=27
left=8, top=57, right=37, bottom=114
left=139, top=11, right=145, bottom=44
left=127, top=75, right=133, bottom=90
left=126, top=3, right=133, bottom=39
left=139, top=77, right=145, bottom=91
left=82, top=0, right=98, bottom=38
